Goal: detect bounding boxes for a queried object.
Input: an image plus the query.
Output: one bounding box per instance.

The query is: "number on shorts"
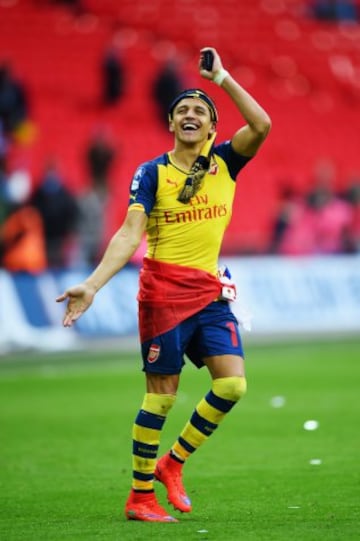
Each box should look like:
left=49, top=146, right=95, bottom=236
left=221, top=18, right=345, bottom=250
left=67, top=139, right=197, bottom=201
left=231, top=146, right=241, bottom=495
left=226, top=321, right=239, bottom=347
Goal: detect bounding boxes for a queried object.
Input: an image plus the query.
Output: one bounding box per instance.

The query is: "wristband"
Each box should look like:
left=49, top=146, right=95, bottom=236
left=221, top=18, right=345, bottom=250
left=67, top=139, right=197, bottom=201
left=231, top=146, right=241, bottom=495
left=213, top=68, right=229, bottom=86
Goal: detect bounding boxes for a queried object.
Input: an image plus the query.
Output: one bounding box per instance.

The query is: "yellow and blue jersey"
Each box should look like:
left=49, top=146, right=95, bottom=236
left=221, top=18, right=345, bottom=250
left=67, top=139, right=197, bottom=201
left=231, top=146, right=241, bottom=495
left=128, top=141, right=251, bottom=276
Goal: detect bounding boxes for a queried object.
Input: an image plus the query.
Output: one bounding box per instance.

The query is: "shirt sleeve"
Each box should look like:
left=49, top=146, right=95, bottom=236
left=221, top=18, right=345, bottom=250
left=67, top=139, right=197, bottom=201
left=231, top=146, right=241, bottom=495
left=214, top=141, right=252, bottom=180
left=128, top=160, right=158, bottom=216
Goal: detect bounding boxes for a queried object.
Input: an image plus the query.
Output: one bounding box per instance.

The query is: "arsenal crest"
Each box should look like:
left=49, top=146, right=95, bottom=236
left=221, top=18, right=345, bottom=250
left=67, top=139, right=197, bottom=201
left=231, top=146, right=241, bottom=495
left=147, top=344, right=160, bottom=363
left=208, top=162, right=218, bottom=175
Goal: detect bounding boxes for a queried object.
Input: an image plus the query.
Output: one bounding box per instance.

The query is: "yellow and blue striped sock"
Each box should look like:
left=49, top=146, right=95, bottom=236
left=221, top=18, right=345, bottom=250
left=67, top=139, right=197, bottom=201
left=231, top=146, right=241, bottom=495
left=132, top=393, right=175, bottom=491
left=171, top=376, right=247, bottom=461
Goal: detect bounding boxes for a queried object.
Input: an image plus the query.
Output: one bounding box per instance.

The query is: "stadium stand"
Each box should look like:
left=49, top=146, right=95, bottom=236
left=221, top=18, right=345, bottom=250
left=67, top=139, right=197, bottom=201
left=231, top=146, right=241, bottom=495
left=0, top=0, right=359, bottom=254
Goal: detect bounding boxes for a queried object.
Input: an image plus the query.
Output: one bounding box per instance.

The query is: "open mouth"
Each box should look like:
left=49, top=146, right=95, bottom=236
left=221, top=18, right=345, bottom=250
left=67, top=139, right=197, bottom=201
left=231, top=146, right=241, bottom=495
left=181, top=122, right=199, bottom=131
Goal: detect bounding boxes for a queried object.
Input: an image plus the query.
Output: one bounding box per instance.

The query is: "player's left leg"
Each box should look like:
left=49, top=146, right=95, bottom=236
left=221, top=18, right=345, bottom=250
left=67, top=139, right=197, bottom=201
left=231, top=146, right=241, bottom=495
left=155, top=355, right=246, bottom=512
left=173, top=354, right=246, bottom=458
left=155, top=303, right=247, bottom=512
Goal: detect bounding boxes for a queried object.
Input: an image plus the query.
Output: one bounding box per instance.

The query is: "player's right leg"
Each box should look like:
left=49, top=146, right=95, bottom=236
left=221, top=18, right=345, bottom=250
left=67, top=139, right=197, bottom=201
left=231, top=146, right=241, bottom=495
left=124, top=391, right=177, bottom=522
left=125, top=326, right=187, bottom=522
left=125, top=488, right=178, bottom=522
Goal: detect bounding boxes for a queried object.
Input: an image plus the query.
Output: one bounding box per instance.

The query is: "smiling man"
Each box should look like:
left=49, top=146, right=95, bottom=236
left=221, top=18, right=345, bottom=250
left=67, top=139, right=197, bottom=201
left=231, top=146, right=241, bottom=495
left=57, top=47, right=271, bottom=523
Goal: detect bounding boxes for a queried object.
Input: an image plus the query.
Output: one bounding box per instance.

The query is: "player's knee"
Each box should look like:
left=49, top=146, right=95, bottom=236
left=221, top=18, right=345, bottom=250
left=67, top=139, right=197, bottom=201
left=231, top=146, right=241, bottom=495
left=142, top=392, right=176, bottom=416
left=213, top=376, right=247, bottom=402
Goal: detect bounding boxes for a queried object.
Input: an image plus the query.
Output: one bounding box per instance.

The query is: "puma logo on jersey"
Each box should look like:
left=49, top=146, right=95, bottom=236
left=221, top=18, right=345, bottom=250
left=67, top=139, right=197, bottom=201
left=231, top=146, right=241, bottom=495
left=166, top=178, right=178, bottom=187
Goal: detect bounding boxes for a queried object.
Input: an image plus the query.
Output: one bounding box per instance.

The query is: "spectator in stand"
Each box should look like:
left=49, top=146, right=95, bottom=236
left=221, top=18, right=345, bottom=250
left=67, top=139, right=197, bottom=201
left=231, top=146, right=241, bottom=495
left=0, top=120, right=9, bottom=165
left=344, top=180, right=360, bottom=253
left=31, top=158, right=79, bottom=268
left=0, top=62, right=29, bottom=140
left=75, top=188, right=106, bottom=268
left=52, top=0, right=86, bottom=15
left=270, top=190, right=314, bottom=256
left=101, top=46, right=125, bottom=106
left=0, top=151, right=9, bottom=227
left=306, top=177, right=352, bottom=254
left=274, top=160, right=353, bottom=255
left=310, top=0, right=358, bottom=21
left=152, top=59, right=185, bottom=127
left=0, top=167, right=47, bottom=273
left=75, top=127, right=117, bottom=267
left=85, top=126, right=116, bottom=195
left=268, top=183, right=302, bottom=254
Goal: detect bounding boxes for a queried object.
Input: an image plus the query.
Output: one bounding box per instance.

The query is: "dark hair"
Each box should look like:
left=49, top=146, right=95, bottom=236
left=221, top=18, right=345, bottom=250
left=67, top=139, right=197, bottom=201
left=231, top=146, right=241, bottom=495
left=168, top=89, right=218, bottom=122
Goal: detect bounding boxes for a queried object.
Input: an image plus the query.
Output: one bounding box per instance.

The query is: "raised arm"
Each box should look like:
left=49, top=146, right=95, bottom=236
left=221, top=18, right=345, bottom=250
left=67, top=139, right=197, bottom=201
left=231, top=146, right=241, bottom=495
left=56, top=209, right=147, bottom=326
left=199, top=47, right=271, bottom=157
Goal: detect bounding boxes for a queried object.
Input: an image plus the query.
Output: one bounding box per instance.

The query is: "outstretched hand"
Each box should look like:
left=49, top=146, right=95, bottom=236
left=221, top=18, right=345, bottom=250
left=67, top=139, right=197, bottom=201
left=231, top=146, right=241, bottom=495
left=56, top=283, right=96, bottom=327
left=199, top=47, right=223, bottom=81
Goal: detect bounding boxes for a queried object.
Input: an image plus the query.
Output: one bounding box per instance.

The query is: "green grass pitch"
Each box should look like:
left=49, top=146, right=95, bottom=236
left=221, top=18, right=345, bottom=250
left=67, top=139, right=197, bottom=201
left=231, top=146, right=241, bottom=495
left=1, top=338, right=359, bottom=541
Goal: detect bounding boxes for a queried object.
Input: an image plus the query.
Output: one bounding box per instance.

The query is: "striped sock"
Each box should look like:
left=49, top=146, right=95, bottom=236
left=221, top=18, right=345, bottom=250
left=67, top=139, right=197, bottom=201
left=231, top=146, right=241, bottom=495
left=132, top=393, right=175, bottom=491
left=171, top=376, right=246, bottom=461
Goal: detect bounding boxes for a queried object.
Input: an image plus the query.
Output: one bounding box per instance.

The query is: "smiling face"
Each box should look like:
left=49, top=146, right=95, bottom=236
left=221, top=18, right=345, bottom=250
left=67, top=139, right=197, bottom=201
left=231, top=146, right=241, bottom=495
left=169, top=97, right=216, bottom=145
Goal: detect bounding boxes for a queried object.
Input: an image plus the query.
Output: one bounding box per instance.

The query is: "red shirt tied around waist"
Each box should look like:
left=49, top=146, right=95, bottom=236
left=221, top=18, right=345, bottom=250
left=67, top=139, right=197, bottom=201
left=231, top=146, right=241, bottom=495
left=138, top=257, right=222, bottom=342
left=57, top=47, right=271, bottom=523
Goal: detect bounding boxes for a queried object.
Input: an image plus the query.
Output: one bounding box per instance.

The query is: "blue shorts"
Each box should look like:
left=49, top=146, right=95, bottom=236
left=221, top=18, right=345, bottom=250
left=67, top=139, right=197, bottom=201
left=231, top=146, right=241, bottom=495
left=141, top=301, right=244, bottom=375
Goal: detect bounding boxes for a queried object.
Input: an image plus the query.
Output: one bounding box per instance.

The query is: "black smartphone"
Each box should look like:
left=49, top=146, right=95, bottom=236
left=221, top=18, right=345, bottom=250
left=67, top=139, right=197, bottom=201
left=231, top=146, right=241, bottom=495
left=201, top=50, right=214, bottom=71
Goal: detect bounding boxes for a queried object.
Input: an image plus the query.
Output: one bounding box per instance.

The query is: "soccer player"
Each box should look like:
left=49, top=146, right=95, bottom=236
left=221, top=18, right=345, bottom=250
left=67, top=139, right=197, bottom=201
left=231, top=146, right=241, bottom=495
left=56, top=47, right=271, bottom=522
